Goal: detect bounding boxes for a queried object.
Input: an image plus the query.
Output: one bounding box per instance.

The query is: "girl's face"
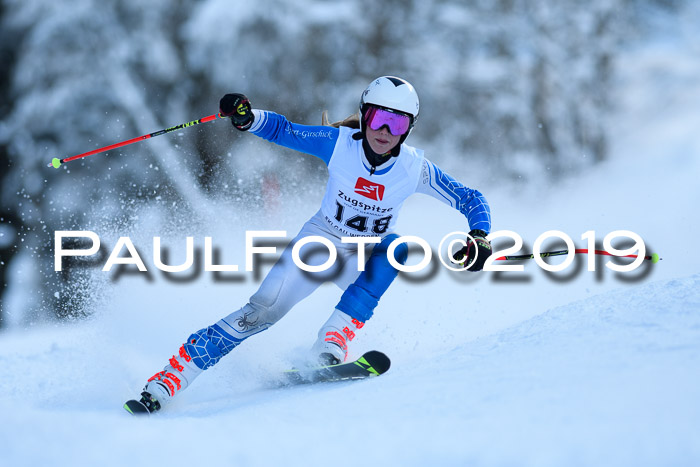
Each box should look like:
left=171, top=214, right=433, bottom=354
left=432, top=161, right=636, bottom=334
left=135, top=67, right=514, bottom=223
left=365, top=125, right=402, bottom=155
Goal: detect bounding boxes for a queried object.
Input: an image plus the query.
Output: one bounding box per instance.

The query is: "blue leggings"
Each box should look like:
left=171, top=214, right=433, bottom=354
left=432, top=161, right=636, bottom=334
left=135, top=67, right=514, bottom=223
left=184, top=218, right=408, bottom=370
left=335, top=233, right=408, bottom=322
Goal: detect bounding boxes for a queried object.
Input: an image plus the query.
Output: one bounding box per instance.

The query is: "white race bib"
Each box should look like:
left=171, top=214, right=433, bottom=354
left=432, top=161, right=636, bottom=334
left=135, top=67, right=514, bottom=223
left=320, top=127, right=424, bottom=237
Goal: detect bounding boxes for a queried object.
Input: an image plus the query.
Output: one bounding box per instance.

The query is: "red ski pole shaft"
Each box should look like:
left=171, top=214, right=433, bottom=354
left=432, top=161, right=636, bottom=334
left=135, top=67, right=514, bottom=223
left=495, top=249, right=661, bottom=262
left=49, top=113, right=222, bottom=168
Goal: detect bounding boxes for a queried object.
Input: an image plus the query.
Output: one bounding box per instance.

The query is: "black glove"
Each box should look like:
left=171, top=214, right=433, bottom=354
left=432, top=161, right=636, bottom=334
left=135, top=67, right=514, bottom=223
left=452, top=229, right=492, bottom=271
left=219, top=93, right=254, bottom=131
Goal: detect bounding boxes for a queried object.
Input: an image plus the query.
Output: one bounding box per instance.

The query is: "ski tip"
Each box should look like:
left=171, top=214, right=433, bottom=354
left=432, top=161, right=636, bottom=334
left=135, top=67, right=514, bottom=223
left=362, top=350, right=391, bottom=375
left=123, top=399, right=151, bottom=416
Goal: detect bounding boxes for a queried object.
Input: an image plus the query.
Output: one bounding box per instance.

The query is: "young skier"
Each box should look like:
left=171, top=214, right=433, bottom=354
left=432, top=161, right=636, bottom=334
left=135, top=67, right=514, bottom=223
left=130, top=76, right=492, bottom=413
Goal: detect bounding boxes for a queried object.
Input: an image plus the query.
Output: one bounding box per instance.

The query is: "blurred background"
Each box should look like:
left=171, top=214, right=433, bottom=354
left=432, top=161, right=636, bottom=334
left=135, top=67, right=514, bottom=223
left=0, top=0, right=693, bottom=327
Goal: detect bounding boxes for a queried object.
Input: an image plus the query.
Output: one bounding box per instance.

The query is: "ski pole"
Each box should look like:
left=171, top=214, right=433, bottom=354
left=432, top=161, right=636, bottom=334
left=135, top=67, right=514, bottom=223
left=49, top=113, right=223, bottom=168
left=495, top=249, right=661, bottom=263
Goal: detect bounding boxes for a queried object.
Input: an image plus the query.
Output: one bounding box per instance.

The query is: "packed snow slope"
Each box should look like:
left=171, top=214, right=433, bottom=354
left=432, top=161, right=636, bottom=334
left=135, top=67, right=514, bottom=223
left=0, top=273, right=698, bottom=467
left=2, top=8, right=700, bottom=467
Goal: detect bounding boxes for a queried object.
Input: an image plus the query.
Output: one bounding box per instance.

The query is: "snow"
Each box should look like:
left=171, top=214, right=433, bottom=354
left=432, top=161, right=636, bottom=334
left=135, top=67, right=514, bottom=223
left=1, top=272, right=698, bottom=466
left=2, top=6, right=700, bottom=467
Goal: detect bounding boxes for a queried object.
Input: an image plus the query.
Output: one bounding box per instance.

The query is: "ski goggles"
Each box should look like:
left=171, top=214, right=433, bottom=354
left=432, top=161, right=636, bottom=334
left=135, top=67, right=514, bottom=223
left=363, top=105, right=412, bottom=136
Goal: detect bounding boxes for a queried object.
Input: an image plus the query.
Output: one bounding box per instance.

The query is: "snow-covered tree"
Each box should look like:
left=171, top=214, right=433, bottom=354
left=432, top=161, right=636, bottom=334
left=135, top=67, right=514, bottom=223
left=0, top=0, right=682, bottom=325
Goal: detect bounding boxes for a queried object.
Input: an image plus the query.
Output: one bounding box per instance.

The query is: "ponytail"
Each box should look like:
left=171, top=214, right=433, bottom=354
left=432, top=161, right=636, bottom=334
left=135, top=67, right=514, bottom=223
left=322, top=110, right=360, bottom=129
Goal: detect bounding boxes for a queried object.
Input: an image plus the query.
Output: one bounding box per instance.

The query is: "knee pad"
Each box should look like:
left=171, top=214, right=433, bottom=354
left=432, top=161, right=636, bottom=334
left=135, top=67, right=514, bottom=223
left=184, top=325, right=241, bottom=370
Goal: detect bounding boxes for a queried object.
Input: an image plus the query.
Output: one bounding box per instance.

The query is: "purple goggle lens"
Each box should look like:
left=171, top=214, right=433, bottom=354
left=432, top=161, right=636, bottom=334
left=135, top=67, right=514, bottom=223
left=364, top=106, right=411, bottom=136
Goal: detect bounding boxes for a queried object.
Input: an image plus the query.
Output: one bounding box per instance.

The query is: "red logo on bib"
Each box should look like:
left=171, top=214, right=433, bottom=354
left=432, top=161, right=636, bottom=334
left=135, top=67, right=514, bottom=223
left=354, top=177, right=385, bottom=201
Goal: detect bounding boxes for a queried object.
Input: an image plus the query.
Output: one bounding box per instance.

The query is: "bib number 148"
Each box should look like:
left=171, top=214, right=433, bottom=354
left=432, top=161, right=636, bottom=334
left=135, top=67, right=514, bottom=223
left=334, top=202, right=392, bottom=234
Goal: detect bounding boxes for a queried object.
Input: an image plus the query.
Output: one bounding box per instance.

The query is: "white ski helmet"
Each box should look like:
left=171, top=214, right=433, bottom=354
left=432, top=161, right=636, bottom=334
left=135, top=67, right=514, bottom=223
left=360, top=76, right=420, bottom=136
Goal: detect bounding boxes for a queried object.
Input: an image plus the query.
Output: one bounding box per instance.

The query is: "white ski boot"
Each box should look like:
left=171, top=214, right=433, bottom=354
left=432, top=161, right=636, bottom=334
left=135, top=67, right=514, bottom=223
left=312, top=309, right=365, bottom=365
left=144, top=344, right=203, bottom=406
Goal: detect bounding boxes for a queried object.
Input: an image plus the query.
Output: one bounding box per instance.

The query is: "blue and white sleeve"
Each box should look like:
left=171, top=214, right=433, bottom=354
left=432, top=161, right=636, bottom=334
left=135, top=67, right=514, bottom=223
left=248, top=110, right=339, bottom=165
left=416, top=159, right=492, bottom=233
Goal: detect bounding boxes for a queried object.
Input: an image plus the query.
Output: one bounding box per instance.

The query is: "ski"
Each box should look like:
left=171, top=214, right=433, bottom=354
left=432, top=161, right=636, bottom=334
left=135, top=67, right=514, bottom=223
left=123, top=399, right=150, bottom=415
left=123, top=391, right=161, bottom=416
left=281, top=350, right=391, bottom=386
left=124, top=352, right=390, bottom=414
